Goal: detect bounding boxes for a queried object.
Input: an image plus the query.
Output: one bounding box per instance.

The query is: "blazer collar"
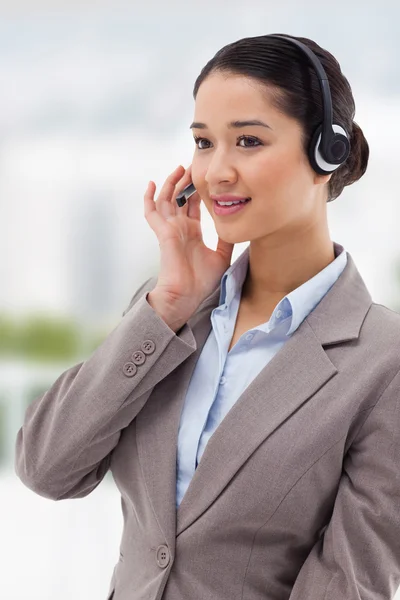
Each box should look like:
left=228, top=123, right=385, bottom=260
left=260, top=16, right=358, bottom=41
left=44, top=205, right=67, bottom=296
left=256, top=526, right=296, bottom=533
left=199, top=247, right=371, bottom=346
left=135, top=249, right=373, bottom=547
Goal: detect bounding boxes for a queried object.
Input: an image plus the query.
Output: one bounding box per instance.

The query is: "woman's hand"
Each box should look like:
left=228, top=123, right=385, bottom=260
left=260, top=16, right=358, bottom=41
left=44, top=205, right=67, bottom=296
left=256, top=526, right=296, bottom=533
left=144, top=164, right=235, bottom=325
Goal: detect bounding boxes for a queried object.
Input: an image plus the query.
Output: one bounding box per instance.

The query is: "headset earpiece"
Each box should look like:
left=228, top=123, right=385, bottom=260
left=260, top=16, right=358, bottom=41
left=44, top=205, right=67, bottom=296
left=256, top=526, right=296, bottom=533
left=308, top=123, right=351, bottom=176
left=267, top=34, right=351, bottom=177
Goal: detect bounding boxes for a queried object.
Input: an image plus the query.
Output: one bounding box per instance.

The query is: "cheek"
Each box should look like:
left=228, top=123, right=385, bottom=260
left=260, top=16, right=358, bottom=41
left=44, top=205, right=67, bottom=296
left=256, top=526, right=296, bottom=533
left=190, top=161, right=208, bottom=192
left=255, top=148, right=295, bottom=180
left=251, top=149, right=310, bottom=194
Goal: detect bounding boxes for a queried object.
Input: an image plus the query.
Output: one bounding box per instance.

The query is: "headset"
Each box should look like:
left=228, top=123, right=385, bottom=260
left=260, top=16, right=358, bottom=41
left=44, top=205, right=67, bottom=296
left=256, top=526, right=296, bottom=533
left=176, top=33, right=350, bottom=207
left=268, top=33, right=350, bottom=176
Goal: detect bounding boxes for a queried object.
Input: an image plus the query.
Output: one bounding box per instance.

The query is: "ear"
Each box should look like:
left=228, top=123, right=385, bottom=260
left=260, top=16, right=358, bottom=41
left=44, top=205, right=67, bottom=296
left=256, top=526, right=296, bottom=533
left=313, top=172, right=333, bottom=186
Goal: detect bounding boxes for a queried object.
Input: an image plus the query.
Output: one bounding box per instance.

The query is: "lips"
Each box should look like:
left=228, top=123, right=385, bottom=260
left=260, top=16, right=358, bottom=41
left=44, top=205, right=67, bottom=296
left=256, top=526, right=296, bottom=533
left=213, top=198, right=252, bottom=216
left=210, top=194, right=251, bottom=203
left=215, top=198, right=249, bottom=205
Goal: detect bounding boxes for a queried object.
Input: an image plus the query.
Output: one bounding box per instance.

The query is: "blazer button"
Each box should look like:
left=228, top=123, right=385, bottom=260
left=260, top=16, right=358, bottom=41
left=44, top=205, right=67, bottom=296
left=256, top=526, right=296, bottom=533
left=122, top=362, right=137, bottom=377
left=141, top=340, right=155, bottom=355
left=156, top=545, right=170, bottom=568
left=131, top=350, right=146, bottom=365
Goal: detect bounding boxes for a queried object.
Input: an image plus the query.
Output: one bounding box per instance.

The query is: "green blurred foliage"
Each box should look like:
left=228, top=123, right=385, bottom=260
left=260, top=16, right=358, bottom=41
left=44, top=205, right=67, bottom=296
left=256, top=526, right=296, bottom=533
left=0, top=312, right=109, bottom=362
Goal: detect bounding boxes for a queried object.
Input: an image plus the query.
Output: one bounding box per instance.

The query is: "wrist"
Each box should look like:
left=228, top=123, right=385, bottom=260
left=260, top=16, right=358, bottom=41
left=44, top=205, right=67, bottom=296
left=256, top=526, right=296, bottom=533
left=146, top=291, right=188, bottom=333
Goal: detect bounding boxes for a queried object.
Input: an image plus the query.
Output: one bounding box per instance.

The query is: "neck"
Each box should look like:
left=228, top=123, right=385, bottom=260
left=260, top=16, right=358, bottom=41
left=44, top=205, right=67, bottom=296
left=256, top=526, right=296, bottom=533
left=242, top=228, right=336, bottom=308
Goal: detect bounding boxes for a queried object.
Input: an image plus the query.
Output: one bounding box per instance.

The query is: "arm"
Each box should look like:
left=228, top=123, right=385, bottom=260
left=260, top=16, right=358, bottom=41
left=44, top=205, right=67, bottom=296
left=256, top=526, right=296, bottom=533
left=14, top=276, right=197, bottom=501
left=289, top=366, right=400, bottom=600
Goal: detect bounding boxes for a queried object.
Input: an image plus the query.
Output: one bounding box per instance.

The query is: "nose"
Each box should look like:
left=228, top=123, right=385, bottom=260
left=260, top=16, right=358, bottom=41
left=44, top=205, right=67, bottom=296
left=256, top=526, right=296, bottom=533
left=204, top=148, right=237, bottom=187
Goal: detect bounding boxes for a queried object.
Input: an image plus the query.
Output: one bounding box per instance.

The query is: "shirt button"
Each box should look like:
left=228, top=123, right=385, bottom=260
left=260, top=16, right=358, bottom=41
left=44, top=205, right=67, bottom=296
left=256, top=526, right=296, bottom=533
left=156, top=545, right=170, bottom=568
left=245, top=333, right=254, bottom=340
left=276, top=309, right=282, bottom=319
left=220, top=376, right=227, bottom=385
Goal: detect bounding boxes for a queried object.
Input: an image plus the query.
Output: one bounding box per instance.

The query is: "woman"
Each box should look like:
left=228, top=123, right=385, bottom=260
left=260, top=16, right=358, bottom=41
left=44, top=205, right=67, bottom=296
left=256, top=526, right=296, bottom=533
left=15, top=33, right=400, bottom=600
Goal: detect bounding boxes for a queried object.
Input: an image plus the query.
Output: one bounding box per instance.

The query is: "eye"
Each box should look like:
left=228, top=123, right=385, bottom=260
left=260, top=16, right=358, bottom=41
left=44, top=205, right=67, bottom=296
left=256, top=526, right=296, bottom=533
left=193, top=135, right=263, bottom=149
left=237, top=135, right=262, bottom=147
left=193, top=135, right=211, bottom=150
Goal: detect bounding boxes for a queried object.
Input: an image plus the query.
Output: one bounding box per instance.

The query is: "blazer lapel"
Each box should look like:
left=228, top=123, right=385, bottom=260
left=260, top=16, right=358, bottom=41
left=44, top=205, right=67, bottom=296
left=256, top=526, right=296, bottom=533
left=136, top=250, right=373, bottom=543
left=176, top=251, right=372, bottom=535
left=175, top=315, right=337, bottom=535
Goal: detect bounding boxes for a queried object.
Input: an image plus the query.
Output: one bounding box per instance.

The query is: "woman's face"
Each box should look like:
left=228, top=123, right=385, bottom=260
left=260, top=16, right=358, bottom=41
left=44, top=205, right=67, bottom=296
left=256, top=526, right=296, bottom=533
left=190, top=72, right=331, bottom=244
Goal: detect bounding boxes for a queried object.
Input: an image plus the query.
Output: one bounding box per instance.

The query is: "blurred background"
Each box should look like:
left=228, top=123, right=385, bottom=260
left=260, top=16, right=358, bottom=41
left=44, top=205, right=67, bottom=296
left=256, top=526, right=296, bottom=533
left=1, top=0, right=400, bottom=598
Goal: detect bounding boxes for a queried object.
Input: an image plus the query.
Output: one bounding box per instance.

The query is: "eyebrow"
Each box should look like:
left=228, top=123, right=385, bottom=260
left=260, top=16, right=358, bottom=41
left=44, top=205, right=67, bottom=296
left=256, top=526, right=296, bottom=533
left=189, top=119, right=272, bottom=130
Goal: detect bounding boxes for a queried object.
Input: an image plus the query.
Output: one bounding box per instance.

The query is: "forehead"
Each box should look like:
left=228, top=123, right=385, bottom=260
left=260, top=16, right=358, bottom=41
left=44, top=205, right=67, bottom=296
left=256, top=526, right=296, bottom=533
left=192, top=72, right=303, bottom=138
left=194, top=72, right=273, bottom=114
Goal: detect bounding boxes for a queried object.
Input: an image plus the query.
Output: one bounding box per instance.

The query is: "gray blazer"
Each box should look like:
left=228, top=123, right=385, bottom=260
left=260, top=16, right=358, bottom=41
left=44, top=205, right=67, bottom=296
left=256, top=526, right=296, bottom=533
left=15, top=250, right=400, bottom=600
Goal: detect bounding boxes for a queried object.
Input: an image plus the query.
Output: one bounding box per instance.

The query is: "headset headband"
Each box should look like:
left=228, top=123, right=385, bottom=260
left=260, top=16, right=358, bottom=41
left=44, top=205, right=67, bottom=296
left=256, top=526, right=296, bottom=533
left=267, top=34, right=350, bottom=174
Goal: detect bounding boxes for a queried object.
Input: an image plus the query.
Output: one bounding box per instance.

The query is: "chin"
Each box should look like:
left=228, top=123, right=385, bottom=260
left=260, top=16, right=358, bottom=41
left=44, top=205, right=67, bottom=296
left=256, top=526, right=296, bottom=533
left=214, top=226, right=250, bottom=245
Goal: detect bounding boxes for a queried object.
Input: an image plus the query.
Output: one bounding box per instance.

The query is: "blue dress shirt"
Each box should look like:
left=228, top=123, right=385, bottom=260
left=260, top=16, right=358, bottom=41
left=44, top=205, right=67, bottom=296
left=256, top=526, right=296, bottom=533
left=176, top=241, right=347, bottom=508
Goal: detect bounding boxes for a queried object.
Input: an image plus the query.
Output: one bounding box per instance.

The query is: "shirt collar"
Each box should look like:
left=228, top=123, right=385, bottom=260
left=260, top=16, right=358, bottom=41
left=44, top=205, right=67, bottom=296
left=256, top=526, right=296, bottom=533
left=218, top=241, right=347, bottom=336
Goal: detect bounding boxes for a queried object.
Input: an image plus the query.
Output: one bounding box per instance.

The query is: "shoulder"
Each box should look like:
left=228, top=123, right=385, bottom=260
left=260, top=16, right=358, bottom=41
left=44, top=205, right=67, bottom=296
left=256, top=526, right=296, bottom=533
left=361, top=301, right=400, bottom=363
left=367, top=301, right=400, bottom=333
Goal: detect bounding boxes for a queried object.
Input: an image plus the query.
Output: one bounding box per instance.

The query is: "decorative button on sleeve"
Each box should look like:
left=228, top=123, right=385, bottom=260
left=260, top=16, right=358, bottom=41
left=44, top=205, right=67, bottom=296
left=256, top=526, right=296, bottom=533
left=141, top=340, right=155, bottom=355
left=122, top=362, right=138, bottom=377
left=131, top=350, right=146, bottom=365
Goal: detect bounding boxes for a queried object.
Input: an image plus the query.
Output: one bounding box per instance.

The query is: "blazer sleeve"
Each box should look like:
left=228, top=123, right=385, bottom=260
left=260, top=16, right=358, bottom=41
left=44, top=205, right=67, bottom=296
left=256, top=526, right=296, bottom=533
left=289, top=366, right=400, bottom=600
left=14, top=276, right=197, bottom=501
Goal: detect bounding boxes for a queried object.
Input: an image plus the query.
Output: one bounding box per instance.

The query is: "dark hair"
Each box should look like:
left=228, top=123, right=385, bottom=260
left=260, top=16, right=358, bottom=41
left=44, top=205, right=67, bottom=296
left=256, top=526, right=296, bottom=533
left=193, top=33, right=369, bottom=202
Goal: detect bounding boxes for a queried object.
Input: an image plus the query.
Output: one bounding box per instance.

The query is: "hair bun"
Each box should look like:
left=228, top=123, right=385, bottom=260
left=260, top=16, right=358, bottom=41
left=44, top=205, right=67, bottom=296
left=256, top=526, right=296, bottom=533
left=329, top=121, right=369, bottom=201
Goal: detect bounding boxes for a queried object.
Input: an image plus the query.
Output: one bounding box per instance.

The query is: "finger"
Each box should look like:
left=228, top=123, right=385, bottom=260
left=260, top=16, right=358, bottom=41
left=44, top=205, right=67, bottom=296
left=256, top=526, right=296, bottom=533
left=155, top=165, right=186, bottom=218
left=144, top=180, right=171, bottom=239
left=186, top=190, right=202, bottom=221
left=172, top=165, right=197, bottom=216
left=171, top=164, right=193, bottom=201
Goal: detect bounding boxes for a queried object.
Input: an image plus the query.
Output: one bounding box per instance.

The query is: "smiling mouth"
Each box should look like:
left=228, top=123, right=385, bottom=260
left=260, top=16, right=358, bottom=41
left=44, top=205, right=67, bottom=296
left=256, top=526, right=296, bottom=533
left=213, top=198, right=252, bottom=216
left=215, top=198, right=251, bottom=206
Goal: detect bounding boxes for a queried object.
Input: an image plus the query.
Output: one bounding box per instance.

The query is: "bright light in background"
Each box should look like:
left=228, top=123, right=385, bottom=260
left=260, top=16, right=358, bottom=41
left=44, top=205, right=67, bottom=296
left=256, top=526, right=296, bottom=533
left=2, top=2, right=400, bottom=599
